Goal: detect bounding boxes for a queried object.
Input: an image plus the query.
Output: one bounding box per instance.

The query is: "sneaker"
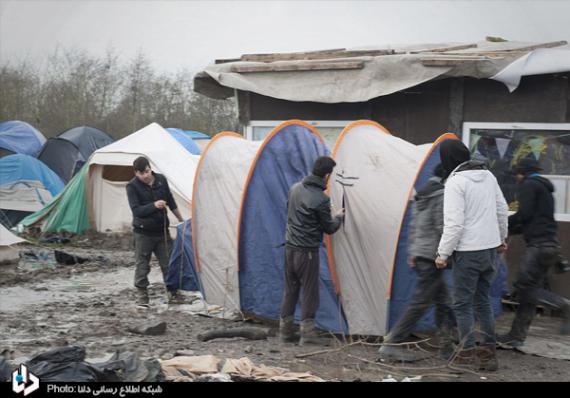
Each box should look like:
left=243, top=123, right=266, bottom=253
left=496, top=334, right=524, bottom=349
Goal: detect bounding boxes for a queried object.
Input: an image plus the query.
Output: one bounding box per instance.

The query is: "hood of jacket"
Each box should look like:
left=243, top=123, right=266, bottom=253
left=414, top=177, right=444, bottom=211
left=527, top=175, right=555, bottom=193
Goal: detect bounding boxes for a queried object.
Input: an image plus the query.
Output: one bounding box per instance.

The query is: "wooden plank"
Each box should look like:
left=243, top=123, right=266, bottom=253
left=215, top=58, right=241, bottom=64
left=435, top=41, right=568, bottom=56
left=421, top=58, right=486, bottom=66
left=411, top=43, right=478, bottom=53
left=240, top=49, right=395, bottom=62
left=231, top=60, right=365, bottom=73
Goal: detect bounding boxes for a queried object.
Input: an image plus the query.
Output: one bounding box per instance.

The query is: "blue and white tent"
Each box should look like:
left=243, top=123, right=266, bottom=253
left=172, top=120, right=347, bottom=332
left=0, top=154, right=64, bottom=227
left=0, top=121, right=46, bottom=157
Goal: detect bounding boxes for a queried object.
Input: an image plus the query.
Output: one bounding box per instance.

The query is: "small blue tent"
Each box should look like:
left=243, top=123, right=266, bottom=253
left=166, top=220, right=202, bottom=293
left=237, top=121, right=347, bottom=333
left=166, top=128, right=208, bottom=155
left=388, top=134, right=507, bottom=332
left=0, top=154, right=64, bottom=228
left=0, top=121, right=46, bottom=157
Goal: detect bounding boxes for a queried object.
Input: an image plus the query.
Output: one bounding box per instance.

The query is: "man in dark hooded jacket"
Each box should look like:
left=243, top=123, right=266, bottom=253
left=498, top=158, right=570, bottom=347
left=379, top=164, right=455, bottom=362
left=279, top=156, right=345, bottom=345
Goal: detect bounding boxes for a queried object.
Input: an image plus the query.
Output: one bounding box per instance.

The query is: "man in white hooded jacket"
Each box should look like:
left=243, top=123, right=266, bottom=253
left=435, top=140, right=508, bottom=371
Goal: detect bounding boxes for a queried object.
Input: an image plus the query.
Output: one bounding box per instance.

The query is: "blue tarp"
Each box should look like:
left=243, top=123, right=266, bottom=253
left=166, top=220, right=202, bottom=294
left=388, top=137, right=507, bottom=332
left=166, top=128, right=208, bottom=155
left=0, top=121, right=46, bottom=157
left=0, top=154, right=64, bottom=196
left=238, top=123, right=348, bottom=333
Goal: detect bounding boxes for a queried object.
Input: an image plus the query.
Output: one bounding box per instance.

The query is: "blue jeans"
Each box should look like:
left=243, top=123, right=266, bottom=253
left=452, top=249, right=498, bottom=348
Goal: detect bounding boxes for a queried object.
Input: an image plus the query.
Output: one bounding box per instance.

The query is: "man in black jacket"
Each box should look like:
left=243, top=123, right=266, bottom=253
left=279, top=156, right=344, bottom=345
left=126, top=156, right=184, bottom=306
left=498, top=158, right=570, bottom=348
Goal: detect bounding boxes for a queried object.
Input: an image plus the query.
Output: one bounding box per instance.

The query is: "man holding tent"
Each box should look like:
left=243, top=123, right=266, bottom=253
left=279, top=156, right=345, bottom=345
left=126, top=156, right=184, bottom=307
left=498, top=158, right=570, bottom=348
left=435, top=140, right=509, bottom=371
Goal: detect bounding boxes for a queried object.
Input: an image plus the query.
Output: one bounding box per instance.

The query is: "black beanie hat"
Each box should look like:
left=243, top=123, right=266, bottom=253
left=439, top=140, right=470, bottom=177
left=312, top=156, right=336, bottom=177
left=514, top=157, right=542, bottom=175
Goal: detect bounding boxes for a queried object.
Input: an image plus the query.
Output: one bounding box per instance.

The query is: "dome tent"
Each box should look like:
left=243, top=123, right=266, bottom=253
left=170, top=120, right=347, bottom=333
left=0, top=154, right=64, bottom=228
left=0, top=120, right=46, bottom=157
left=38, top=126, right=114, bottom=183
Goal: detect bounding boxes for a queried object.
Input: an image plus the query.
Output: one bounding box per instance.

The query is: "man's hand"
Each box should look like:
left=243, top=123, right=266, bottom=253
left=154, top=200, right=166, bottom=209
left=497, top=242, right=508, bottom=254
left=333, top=208, right=345, bottom=220
left=407, top=256, right=416, bottom=268
left=435, top=256, right=448, bottom=269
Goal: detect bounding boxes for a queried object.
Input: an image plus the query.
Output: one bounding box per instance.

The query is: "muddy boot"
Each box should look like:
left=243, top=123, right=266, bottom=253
left=279, top=316, right=298, bottom=343
left=299, top=319, right=330, bottom=346
left=136, top=288, right=150, bottom=307
left=438, top=327, right=455, bottom=361
left=476, top=344, right=499, bottom=371
left=450, top=347, right=477, bottom=371
left=167, top=290, right=185, bottom=304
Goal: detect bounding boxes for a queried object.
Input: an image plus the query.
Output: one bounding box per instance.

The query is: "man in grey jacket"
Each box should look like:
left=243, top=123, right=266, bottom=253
left=279, top=156, right=345, bottom=345
left=379, top=164, right=455, bottom=362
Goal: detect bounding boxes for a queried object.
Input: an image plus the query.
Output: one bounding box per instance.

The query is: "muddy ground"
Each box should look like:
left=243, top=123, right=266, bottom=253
left=1, top=236, right=570, bottom=382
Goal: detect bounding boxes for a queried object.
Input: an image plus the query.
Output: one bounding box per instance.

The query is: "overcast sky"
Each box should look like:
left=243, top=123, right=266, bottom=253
left=1, top=0, right=569, bottom=74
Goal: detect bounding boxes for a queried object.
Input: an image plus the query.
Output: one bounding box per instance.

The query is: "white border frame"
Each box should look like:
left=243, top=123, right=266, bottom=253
left=462, top=122, right=570, bottom=222
left=245, top=120, right=351, bottom=141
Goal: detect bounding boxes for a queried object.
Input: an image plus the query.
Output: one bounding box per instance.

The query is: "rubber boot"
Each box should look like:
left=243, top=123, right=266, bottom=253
left=299, top=319, right=330, bottom=346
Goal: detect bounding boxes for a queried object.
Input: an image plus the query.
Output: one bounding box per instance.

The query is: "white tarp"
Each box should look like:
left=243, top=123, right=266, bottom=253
left=196, top=42, right=570, bottom=103
left=87, top=123, right=199, bottom=233
left=192, top=133, right=261, bottom=312
left=328, top=121, right=429, bottom=335
left=491, top=48, right=570, bottom=92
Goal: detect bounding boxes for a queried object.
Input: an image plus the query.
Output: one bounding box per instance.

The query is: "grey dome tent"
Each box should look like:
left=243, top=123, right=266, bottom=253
left=38, top=126, right=114, bottom=183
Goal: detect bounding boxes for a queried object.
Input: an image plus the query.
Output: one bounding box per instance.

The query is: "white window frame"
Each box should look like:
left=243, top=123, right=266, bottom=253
left=245, top=120, right=351, bottom=141
left=463, top=122, right=570, bottom=222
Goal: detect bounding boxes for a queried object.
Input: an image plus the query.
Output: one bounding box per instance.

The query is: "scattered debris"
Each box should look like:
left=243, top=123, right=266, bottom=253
left=197, top=327, right=271, bottom=342
left=127, top=321, right=167, bottom=336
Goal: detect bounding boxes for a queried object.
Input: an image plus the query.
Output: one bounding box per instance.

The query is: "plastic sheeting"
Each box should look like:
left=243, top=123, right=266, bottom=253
left=238, top=121, right=347, bottom=333
left=0, top=120, right=46, bottom=157
left=327, top=121, right=429, bottom=336
left=20, top=164, right=91, bottom=234
left=192, top=133, right=260, bottom=311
